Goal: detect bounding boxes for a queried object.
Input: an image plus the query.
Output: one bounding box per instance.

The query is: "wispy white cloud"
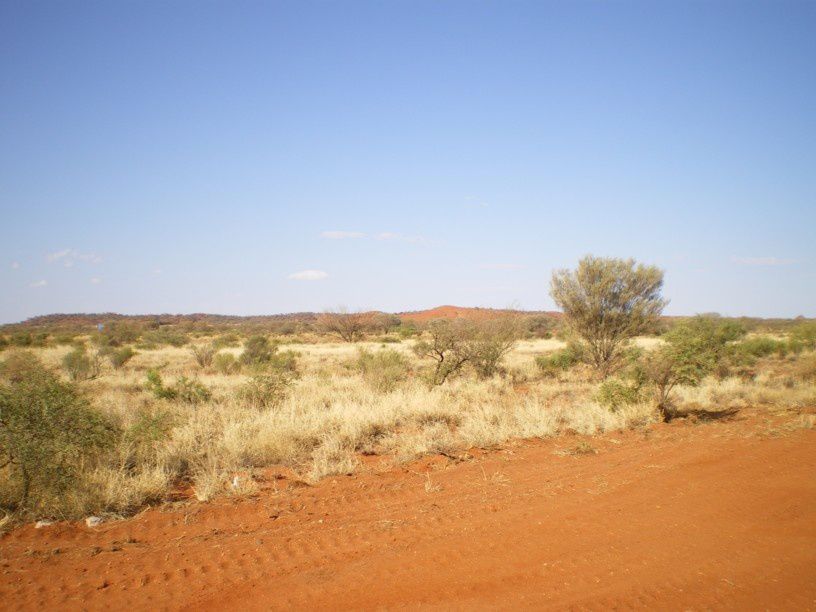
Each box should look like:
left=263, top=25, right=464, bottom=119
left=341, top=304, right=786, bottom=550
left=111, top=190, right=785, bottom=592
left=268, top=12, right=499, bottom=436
left=376, top=232, right=425, bottom=243
left=481, top=263, right=523, bottom=271
left=731, top=256, right=799, bottom=266
left=90, top=277, right=102, bottom=285
left=464, top=196, right=489, bottom=209
left=47, top=249, right=102, bottom=265
left=288, top=269, right=328, bottom=281
left=321, top=230, right=365, bottom=239
left=29, top=280, right=47, bottom=288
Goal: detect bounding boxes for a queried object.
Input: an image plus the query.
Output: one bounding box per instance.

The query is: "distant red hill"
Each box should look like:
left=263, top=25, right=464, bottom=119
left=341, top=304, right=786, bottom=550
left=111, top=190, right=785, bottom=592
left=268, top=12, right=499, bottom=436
left=398, top=305, right=561, bottom=323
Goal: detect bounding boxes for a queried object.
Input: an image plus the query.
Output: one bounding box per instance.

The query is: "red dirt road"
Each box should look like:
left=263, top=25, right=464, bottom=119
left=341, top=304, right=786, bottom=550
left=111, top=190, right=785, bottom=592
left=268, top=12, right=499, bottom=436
left=2, top=410, right=815, bottom=610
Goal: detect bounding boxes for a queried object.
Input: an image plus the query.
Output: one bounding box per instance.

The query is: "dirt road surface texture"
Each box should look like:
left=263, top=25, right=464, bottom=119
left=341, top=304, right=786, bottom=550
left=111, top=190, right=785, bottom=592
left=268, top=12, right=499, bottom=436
left=2, top=407, right=815, bottom=611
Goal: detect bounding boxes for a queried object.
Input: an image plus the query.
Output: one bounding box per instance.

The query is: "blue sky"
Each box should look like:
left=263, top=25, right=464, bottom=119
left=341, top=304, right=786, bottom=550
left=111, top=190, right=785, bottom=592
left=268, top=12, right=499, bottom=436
left=1, top=1, right=814, bottom=323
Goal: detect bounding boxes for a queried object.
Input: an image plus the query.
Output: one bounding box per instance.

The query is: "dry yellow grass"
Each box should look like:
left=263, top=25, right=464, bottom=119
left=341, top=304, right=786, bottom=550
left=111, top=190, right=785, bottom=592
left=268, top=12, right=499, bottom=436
left=2, top=335, right=814, bottom=519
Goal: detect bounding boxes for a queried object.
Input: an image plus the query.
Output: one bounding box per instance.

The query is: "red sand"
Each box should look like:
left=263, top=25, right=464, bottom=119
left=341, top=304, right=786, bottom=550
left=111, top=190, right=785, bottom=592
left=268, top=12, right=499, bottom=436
left=1, top=408, right=814, bottom=610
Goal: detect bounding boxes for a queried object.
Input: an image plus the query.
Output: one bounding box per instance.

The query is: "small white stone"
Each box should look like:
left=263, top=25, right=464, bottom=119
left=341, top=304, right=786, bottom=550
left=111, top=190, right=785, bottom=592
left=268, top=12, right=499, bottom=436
left=85, top=516, right=103, bottom=528
left=34, top=519, right=54, bottom=529
left=231, top=475, right=241, bottom=489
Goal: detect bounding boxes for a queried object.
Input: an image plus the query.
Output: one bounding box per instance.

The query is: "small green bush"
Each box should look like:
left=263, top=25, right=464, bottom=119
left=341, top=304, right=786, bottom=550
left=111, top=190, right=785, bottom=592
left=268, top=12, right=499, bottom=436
left=397, top=323, right=418, bottom=339
left=145, top=369, right=176, bottom=400
left=375, top=335, right=401, bottom=344
left=238, top=371, right=294, bottom=408
left=737, top=336, right=786, bottom=358
left=240, top=335, right=274, bottom=367
left=93, top=322, right=142, bottom=348
left=356, top=348, right=410, bottom=392
left=536, top=343, right=583, bottom=376
left=213, top=333, right=240, bottom=349
left=111, top=346, right=136, bottom=369
left=596, top=378, right=642, bottom=412
left=145, top=369, right=210, bottom=404
left=52, top=333, right=78, bottom=346
left=790, top=322, right=816, bottom=349
left=0, top=351, right=42, bottom=383
left=173, top=376, right=212, bottom=404
left=213, top=352, right=240, bottom=375
left=11, top=332, right=48, bottom=348
left=62, top=347, right=99, bottom=381
left=190, top=343, right=217, bottom=368
left=123, top=407, right=175, bottom=463
left=141, top=328, right=189, bottom=347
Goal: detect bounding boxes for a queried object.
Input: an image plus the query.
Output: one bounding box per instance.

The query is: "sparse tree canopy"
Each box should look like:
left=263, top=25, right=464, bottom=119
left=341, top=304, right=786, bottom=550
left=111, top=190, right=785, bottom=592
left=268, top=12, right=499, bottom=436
left=317, top=308, right=370, bottom=343
left=412, top=317, right=521, bottom=384
left=413, top=319, right=473, bottom=385
left=550, top=256, right=667, bottom=377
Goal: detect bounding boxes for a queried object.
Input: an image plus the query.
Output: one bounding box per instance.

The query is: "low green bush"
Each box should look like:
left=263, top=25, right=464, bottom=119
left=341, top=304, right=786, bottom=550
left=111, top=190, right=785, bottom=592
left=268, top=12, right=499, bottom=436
left=141, top=328, right=189, bottom=347
left=213, top=352, right=240, bottom=375
left=145, top=370, right=210, bottom=404
left=109, top=346, right=136, bottom=369
left=536, top=343, right=583, bottom=376
left=62, top=346, right=99, bottom=381
left=240, top=335, right=274, bottom=367
left=238, top=371, right=294, bottom=408
left=737, top=336, right=786, bottom=358
left=596, top=378, right=642, bottom=412
left=190, top=343, right=217, bottom=368
left=356, top=348, right=410, bottom=392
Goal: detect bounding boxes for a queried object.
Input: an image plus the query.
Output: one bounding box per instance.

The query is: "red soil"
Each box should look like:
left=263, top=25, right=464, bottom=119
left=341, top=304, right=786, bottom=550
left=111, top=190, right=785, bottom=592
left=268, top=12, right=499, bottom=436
left=2, top=408, right=815, bottom=610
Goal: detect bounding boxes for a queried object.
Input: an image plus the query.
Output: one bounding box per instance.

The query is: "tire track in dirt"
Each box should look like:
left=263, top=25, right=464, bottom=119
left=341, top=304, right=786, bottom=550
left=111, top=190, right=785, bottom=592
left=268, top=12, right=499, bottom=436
left=1, top=411, right=814, bottom=611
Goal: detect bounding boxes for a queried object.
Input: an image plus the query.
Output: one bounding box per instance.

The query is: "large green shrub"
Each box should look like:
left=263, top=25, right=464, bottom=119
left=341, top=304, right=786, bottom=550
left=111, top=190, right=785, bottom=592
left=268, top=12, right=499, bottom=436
left=0, top=357, right=116, bottom=514
left=737, top=336, right=786, bottom=359
left=640, top=316, right=746, bottom=420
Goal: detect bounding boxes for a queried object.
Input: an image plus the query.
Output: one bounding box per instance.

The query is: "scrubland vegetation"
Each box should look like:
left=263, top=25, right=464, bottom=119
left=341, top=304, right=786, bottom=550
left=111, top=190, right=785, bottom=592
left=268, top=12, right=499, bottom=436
left=1, top=257, right=814, bottom=527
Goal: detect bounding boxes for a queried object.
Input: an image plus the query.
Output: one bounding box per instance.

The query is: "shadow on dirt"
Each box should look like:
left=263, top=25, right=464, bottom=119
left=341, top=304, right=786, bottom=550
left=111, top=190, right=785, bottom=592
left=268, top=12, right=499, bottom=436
left=673, top=407, right=741, bottom=422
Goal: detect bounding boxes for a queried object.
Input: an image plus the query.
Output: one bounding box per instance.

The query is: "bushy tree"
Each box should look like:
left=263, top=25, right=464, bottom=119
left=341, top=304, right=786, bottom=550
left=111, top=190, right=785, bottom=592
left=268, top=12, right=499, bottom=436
left=550, top=256, right=667, bottom=378
left=0, top=356, right=116, bottom=513
left=641, top=316, right=746, bottom=420
left=413, top=320, right=473, bottom=385
left=468, top=317, right=522, bottom=379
